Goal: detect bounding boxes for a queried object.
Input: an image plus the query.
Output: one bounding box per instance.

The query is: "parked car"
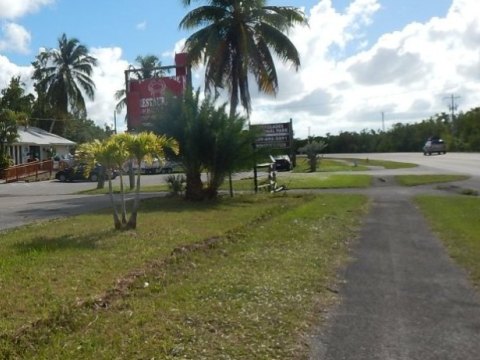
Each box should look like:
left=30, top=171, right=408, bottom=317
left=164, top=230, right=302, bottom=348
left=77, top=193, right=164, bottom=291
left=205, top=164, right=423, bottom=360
left=55, top=164, right=119, bottom=182
left=423, top=137, right=446, bottom=155
left=159, top=161, right=182, bottom=174
left=273, top=155, right=293, bottom=171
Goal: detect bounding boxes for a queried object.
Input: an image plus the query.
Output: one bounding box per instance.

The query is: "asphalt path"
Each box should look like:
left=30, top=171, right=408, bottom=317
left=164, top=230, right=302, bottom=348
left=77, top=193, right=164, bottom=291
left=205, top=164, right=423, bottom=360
left=309, top=152, right=480, bottom=360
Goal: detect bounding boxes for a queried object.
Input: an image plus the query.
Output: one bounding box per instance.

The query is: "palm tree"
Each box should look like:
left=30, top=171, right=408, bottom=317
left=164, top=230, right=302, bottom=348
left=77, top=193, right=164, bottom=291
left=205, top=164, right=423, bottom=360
left=179, top=0, right=306, bottom=117
left=115, top=55, right=164, bottom=115
left=78, top=132, right=178, bottom=230
left=32, top=33, right=97, bottom=117
left=76, top=138, right=129, bottom=229
left=152, top=90, right=255, bottom=200
left=121, top=132, right=178, bottom=229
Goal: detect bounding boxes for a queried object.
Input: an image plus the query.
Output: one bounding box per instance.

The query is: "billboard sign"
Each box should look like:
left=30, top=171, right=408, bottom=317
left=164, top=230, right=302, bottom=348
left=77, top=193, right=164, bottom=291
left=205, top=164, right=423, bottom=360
left=251, top=121, right=293, bottom=149
left=126, top=53, right=189, bottom=130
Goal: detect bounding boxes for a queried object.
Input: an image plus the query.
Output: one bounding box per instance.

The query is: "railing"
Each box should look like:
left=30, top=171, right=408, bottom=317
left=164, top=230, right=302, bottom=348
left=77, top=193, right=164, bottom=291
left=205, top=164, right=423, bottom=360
left=0, top=160, right=53, bottom=183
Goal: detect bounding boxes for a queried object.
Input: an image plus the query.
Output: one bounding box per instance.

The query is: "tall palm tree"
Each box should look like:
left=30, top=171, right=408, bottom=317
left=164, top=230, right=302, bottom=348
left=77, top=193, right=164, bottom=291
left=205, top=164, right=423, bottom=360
left=179, top=0, right=307, bottom=117
left=32, top=33, right=97, bottom=117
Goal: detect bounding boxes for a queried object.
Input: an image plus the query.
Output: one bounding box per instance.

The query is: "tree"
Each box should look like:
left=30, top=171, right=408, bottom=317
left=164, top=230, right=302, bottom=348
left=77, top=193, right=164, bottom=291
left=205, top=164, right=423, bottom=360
left=180, top=0, right=307, bottom=117
left=78, top=132, right=178, bottom=230
left=0, top=109, right=20, bottom=169
left=121, top=132, right=178, bottom=228
left=115, top=55, right=164, bottom=115
left=299, top=140, right=327, bottom=172
left=32, top=33, right=97, bottom=118
left=0, top=77, right=35, bottom=115
left=151, top=90, right=255, bottom=200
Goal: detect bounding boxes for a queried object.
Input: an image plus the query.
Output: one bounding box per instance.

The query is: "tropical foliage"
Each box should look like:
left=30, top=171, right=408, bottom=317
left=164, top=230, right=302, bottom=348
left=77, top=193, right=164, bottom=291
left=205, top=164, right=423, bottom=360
left=150, top=90, right=256, bottom=200
left=77, top=132, right=178, bottom=230
left=299, top=140, right=328, bottom=172
left=32, top=33, right=97, bottom=117
left=180, top=0, right=307, bottom=117
left=304, top=108, right=480, bottom=154
left=0, top=109, right=20, bottom=169
left=115, top=54, right=164, bottom=115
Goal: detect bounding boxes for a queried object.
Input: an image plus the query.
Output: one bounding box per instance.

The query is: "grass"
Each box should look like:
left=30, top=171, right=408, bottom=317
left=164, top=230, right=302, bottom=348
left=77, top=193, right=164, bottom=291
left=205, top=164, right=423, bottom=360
left=415, top=195, right=480, bottom=288
left=292, top=157, right=417, bottom=173
left=345, top=158, right=417, bottom=169
left=223, top=174, right=372, bottom=191
left=79, top=173, right=372, bottom=195
left=395, top=174, right=469, bottom=186
left=293, top=157, right=369, bottom=172
left=0, top=193, right=368, bottom=359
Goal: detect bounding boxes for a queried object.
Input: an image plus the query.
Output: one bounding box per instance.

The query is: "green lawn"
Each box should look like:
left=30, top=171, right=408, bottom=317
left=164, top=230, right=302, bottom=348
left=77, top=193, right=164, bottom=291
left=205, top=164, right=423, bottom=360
left=0, top=194, right=368, bottom=359
left=395, top=174, right=469, bottom=186
left=415, top=195, right=480, bottom=287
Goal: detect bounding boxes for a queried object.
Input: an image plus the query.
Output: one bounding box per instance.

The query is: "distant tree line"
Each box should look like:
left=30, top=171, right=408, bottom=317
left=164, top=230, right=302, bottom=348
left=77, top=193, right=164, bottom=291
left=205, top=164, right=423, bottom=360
left=295, top=108, right=480, bottom=154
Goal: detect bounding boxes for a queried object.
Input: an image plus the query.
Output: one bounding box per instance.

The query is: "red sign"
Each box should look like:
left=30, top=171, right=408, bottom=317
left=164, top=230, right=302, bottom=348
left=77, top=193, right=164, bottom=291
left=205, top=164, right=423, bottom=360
left=126, top=53, right=188, bottom=129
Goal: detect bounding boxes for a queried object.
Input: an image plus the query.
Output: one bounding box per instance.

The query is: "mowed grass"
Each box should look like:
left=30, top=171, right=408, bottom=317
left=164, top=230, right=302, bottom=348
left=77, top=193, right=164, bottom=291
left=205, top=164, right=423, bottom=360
left=225, top=174, right=372, bottom=191
left=80, top=173, right=373, bottom=195
left=0, top=193, right=368, bottom=359
left=415, top=195, right=480, bottom=287
left=293, top=157, right=369, bottom=172
left=345, top=158, right=417, bottom=169
left=395, top=174, right=469, bottom=186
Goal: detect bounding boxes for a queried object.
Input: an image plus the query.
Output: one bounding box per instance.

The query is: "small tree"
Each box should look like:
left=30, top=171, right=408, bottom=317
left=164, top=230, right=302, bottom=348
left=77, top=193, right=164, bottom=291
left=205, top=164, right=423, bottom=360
left=78, top=132, right=178, bottom=230
left=151, top=91, right=255, bottom=200
left=0, top=109, right=20, bottom=169
left=299, top=140, right=327, bottom=172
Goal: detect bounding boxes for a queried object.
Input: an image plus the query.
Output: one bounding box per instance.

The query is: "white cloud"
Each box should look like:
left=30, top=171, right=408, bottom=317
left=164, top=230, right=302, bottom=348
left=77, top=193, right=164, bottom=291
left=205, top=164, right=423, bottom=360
left=248, top=0, right=480, bottom=138
left=0, top=22, right=31, bottom=54
left=0, top=0, right=54, bottom=19
left=0, top=55, right=33, bottom=90
left=136, top=21, right=147, bottom=31
left=85, top=47, right=130, bottom=131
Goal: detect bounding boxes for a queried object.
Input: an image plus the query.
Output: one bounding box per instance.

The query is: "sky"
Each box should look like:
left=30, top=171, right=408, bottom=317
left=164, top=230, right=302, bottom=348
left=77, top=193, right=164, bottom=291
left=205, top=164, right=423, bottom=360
left=0, top=0, right=479, bottom=138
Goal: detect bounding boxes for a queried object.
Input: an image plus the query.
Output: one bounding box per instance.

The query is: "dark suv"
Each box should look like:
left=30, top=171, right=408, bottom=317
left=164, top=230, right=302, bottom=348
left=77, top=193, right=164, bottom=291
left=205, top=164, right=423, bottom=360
left=423, top=137, right=446, bottom=155
left=273, top=155, right=293, bottom=171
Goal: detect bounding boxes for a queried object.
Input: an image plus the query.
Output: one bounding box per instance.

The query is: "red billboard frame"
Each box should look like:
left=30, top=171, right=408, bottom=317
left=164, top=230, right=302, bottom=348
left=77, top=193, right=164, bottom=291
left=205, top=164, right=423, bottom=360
left=126, top=53, right=190, bottom=131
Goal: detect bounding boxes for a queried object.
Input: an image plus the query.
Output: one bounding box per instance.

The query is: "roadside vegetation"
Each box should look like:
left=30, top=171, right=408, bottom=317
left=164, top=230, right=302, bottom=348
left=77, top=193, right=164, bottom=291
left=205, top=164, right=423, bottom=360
left=395, top=174, right=470, bottom=186
left=0, top=193, right=368, bottom=358
left=415, top=196, right=480, bottom=287
left=79, top=173, right=372, bottom=195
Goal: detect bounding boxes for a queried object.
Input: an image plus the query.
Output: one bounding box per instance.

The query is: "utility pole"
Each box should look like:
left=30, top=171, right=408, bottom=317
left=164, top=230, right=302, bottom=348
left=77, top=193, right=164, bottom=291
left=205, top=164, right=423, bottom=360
left=444, top=94, right=460, bottom=121
left=381, top=111, right=385, bottom=132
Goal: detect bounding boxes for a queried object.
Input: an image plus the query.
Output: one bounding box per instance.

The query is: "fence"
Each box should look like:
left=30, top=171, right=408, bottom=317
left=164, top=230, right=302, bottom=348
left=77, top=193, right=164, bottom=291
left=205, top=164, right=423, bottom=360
left=0, top=160, right=53, bottom=183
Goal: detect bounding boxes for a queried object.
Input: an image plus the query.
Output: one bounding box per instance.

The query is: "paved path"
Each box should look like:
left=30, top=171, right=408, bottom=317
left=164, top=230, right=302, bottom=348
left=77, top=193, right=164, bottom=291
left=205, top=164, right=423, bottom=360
left=310, top=180, right=480, bottom=360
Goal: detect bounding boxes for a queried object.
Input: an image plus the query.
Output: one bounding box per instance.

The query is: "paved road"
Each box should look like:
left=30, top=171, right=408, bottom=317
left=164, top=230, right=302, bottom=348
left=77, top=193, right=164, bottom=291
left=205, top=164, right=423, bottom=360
left=0, top=175, right=171, bottom=231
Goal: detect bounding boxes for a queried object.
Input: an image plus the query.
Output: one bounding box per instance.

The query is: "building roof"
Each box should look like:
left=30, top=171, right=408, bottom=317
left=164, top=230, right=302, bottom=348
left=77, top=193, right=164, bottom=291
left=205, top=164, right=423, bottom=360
left=14, top=126, right=76, bottom=146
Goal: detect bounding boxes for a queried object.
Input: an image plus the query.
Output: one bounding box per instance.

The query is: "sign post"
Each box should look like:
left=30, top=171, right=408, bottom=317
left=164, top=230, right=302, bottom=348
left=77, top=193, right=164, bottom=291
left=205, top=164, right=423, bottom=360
left=250, top=119, right=294, bottom=192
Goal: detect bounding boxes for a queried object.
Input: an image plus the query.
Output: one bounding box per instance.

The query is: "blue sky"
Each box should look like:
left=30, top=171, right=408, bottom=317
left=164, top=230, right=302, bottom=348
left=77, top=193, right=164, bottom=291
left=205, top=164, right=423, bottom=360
left=0, top=0, right=478, bottom=137
left=8, top=0, right=452, bottom=65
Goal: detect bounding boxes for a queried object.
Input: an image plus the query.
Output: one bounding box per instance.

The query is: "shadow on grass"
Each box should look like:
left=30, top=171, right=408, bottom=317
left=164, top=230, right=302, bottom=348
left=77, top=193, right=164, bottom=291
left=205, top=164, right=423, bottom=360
left=138, top=195, right=253, bottom=214
left=13, top=228, right=115, bottom=253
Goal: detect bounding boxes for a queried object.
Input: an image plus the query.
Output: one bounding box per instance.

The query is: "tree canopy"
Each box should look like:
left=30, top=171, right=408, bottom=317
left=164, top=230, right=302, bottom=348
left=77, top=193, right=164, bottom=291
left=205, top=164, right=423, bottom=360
left=180, top=0, right=307, bottom=117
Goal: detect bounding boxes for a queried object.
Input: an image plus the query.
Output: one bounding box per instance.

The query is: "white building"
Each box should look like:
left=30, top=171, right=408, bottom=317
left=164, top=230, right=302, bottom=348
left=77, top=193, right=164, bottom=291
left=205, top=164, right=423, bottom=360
left=8, top=126, right=76, bottom=165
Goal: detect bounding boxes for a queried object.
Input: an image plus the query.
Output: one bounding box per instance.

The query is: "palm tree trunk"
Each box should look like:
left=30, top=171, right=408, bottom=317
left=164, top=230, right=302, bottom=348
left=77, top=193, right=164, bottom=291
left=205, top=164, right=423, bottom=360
left=126, top=168, right=142, bottom=229
left=185, top=170, right=204, bottom=201
left=119, top=172, right=127, bottom=224
left=107, top=175, right=122, bottom=229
